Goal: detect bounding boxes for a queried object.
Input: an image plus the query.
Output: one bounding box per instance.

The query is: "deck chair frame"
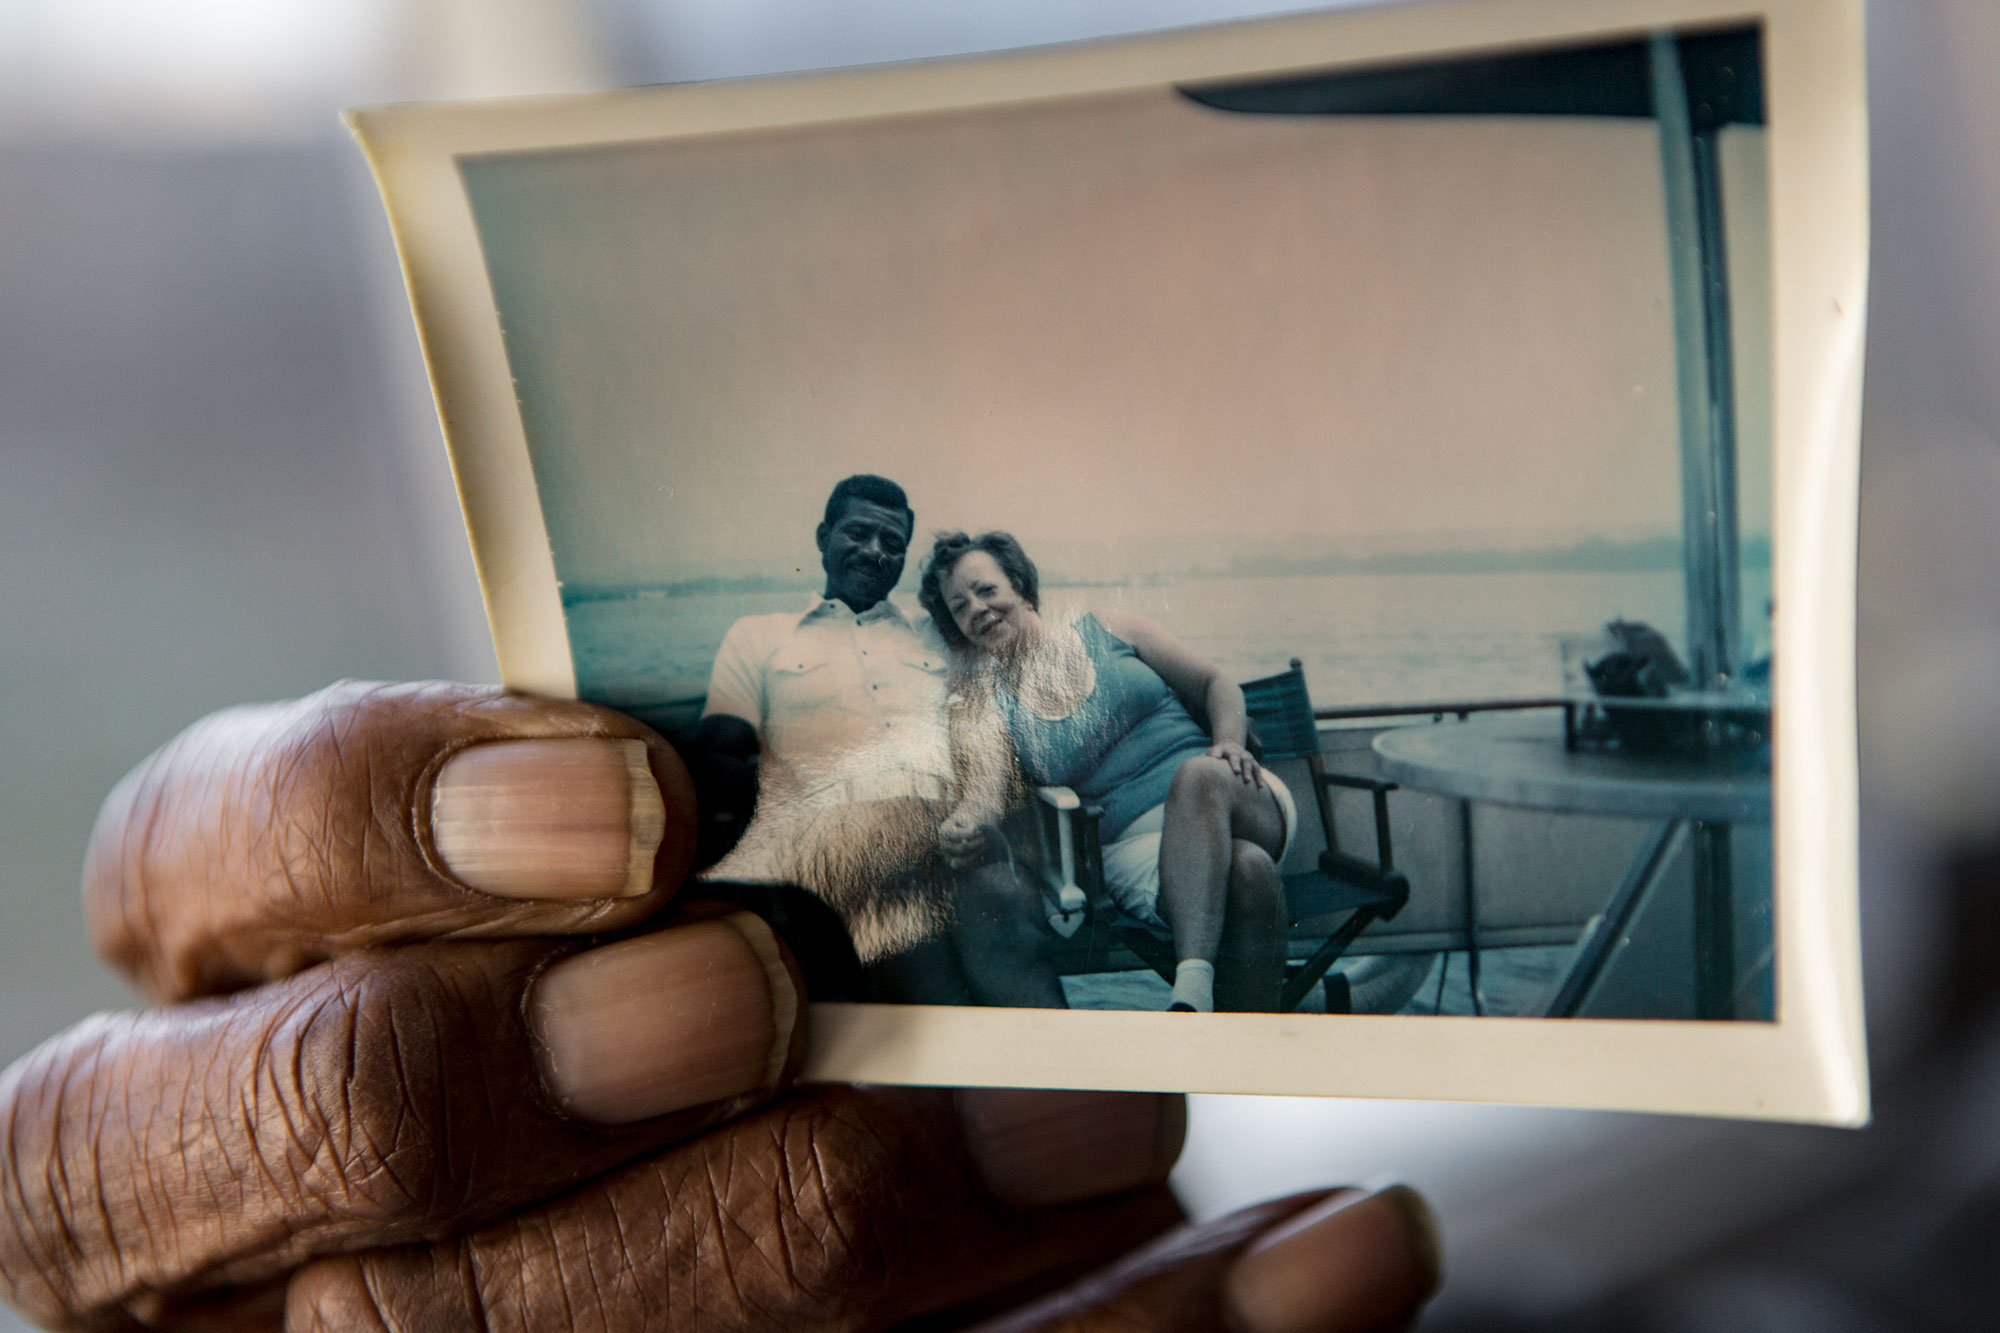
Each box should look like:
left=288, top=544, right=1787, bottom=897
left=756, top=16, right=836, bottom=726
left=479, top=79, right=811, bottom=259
left=1026, top=659, right=1411, bottom=1011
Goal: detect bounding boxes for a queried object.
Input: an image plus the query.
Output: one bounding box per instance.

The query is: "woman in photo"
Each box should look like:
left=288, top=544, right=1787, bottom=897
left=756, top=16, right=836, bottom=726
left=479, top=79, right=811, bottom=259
left=919, top=531, right=1296, bottom=1012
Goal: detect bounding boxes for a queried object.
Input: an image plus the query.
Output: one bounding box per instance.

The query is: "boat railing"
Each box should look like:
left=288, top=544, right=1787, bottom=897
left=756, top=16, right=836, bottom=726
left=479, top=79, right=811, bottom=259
left=1314, top=697, right=1569, bottom=725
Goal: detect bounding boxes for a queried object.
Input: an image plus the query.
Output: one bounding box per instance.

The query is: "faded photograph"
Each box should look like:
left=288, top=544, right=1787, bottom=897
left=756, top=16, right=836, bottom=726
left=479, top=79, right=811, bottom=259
left=457, top=26, right=1775, bottom=1018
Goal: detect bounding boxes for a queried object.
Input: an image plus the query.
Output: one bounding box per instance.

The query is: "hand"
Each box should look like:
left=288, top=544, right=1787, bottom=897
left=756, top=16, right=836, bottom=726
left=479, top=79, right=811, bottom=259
left=1208, top=739, right=1264, bottom=788
left=0, top=681, right=1440, bottom=1330
left=940, top=804, right=992, bottom=868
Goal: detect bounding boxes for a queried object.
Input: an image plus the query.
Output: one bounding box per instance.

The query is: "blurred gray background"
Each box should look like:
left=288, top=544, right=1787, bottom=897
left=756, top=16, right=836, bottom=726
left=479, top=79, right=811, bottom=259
left=5, top=1, right=2000, bottom=1328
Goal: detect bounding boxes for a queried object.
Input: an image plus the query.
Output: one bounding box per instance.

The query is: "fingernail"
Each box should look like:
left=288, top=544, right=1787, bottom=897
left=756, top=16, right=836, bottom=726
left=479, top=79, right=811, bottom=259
left=432, top=738, right=665, bottom=899
left=1225, top=1185, right=1442, bottom=1333
left=530, top=913, right=798, bottom=1123
left=957, top=1089, right=1186, bottom=1208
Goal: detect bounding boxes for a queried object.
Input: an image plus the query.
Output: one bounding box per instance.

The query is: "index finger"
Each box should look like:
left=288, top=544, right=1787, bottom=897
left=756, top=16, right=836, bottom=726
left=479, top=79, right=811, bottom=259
left=84, top=681, right=698, bottom=1001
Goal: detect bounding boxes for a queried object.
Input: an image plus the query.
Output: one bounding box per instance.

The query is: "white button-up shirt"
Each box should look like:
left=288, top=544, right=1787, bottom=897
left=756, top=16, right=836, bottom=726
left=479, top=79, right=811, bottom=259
left=702, top=595, right=954, bottom=808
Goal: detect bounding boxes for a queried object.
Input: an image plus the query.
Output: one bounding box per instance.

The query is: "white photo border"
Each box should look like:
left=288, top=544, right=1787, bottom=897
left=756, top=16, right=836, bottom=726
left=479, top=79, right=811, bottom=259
left=348, top=0, right=1868, bottom=1124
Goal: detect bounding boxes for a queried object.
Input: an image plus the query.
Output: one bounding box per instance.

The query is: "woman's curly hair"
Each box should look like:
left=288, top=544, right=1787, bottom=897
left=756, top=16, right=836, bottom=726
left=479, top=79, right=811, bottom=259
left=917, top=530, right=1040, bottom=649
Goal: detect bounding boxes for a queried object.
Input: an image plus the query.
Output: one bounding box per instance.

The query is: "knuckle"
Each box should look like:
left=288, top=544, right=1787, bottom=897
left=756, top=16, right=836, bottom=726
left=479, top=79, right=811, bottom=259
left=0, top=1021, right=124, bottom=1325
left=332, top=1093, right=960, bottom=1332
left=84, top=706, right=294, bottom=991
left=0, top=955, right=506, bottom=1329
left=565, top=1093, right=926, bottom=1329
left=707, top=1096, right=906, bottom=1319
left=270, top=962, right=467, bottom=1229
left=81, top=682, right=434, bottom=998
left=81, top=739, right=178, bottom=981
left=260, top=685, right=414, bottom=904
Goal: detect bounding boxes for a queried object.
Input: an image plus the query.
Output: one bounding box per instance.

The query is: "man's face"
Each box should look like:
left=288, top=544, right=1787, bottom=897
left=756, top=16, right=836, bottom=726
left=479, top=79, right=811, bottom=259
left=817, top=498, right=912, bottom=612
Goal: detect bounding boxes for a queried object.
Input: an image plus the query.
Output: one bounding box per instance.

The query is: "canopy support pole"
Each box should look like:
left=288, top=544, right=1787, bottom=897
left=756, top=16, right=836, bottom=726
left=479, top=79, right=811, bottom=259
left=1651, top=33, right=1741, bottom=692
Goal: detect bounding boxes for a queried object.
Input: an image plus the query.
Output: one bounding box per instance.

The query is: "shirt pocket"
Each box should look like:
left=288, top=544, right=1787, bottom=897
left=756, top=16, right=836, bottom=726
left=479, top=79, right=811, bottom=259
left=768, top=644, right=842, bottom=715
left=894, top=643, right=948, bottom=679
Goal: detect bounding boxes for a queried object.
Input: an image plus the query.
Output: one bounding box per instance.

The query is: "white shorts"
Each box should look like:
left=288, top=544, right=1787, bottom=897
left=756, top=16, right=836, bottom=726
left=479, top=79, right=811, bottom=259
left=1098, top=767, right=1297, bottom=931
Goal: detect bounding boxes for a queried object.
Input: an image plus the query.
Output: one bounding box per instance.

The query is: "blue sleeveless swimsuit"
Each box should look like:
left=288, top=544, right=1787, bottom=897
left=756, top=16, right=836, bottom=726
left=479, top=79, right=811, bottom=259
left=998, top=615, right=1211, bottom=841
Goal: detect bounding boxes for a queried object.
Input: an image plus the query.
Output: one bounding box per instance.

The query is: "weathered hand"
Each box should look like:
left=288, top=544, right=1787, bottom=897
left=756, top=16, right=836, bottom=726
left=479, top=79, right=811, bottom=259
left=1207, top=740, right=1264, bottom=788
left=939, top=805, right=992, bottom=868
left=0, top=681, right=1439, bottom=1331
left=0, top=682, right=784, bottom=1326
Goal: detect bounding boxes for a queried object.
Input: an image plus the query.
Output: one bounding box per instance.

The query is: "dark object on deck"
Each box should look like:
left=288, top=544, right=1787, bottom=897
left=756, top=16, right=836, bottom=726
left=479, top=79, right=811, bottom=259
left=1574, top=619, right=1769, bottom=757
left=1590, top=619, right=1692, bottom=696
left=1027, top=659, right=1409, bottom=1012
left=1585, top=619, right=1693, bottom=754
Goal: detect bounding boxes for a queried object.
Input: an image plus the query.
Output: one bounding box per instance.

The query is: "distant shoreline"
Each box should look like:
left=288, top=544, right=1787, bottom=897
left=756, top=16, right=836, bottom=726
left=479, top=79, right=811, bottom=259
left=1213, top=533, right=1770, bottom=581
left=562, top=534, right=1770, bottom=605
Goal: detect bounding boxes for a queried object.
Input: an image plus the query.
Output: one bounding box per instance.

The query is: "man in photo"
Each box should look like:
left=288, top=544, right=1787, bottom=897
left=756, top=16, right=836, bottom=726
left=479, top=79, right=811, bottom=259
left=692, top=474, right=1066, bottom=1006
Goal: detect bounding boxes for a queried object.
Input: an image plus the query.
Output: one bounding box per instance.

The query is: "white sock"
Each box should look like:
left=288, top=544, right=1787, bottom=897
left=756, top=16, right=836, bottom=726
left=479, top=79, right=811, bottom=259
left=1169, top=959, right=1216, bottom=1013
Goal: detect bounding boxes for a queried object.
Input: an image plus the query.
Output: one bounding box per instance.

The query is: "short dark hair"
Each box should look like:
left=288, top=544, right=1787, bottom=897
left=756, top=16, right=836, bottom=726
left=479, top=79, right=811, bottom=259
left=918, top=530, right=1041, bottom=648
left=822, top=474, right=914, bottom=536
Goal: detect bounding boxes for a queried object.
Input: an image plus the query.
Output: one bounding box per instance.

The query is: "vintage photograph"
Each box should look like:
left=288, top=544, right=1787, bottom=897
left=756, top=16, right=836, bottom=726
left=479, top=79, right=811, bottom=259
left=352, top=0, right=1866, bottom=1117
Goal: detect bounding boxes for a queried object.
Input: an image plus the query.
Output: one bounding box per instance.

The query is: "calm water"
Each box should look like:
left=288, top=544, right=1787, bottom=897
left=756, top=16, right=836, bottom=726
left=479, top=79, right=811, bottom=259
left=567, top=567, right=1772, bottom=729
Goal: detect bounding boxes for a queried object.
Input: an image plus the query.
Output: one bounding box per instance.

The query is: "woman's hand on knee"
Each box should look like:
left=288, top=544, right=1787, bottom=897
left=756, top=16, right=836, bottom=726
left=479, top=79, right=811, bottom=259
left=1205, top=740, right=1265, bottom=788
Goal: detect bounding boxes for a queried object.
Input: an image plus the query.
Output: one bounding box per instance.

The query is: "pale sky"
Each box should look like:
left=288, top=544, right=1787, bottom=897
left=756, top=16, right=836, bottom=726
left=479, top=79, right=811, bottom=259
left=462, top=87, right=1770, bottom=589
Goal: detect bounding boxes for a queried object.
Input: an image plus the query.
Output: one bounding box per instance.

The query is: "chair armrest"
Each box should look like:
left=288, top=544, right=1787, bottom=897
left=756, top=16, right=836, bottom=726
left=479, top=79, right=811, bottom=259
left=1318, top=852, right=1411, bottom=915
left=1314, top=772, right=1400, bottom=876
left=1035, top=785, right=1082, bottom=811
left=1031, top=786, right=1091, bottom=927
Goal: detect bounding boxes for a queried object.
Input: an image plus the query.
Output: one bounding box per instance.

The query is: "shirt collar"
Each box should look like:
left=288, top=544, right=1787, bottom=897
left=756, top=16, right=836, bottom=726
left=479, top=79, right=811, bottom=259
left=799, top=595, right=911, bottom=627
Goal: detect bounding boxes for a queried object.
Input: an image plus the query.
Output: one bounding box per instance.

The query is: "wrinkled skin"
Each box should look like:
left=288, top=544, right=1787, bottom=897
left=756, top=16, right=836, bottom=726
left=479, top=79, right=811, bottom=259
left=0, top=682, right=1436, bottom=1331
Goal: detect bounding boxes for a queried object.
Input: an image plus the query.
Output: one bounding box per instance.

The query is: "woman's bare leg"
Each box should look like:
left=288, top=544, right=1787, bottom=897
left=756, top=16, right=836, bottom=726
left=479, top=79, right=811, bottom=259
left=1216, top=839, right=1287, bottom=1012
left=1157, top=756, right=1287, bottom=1007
